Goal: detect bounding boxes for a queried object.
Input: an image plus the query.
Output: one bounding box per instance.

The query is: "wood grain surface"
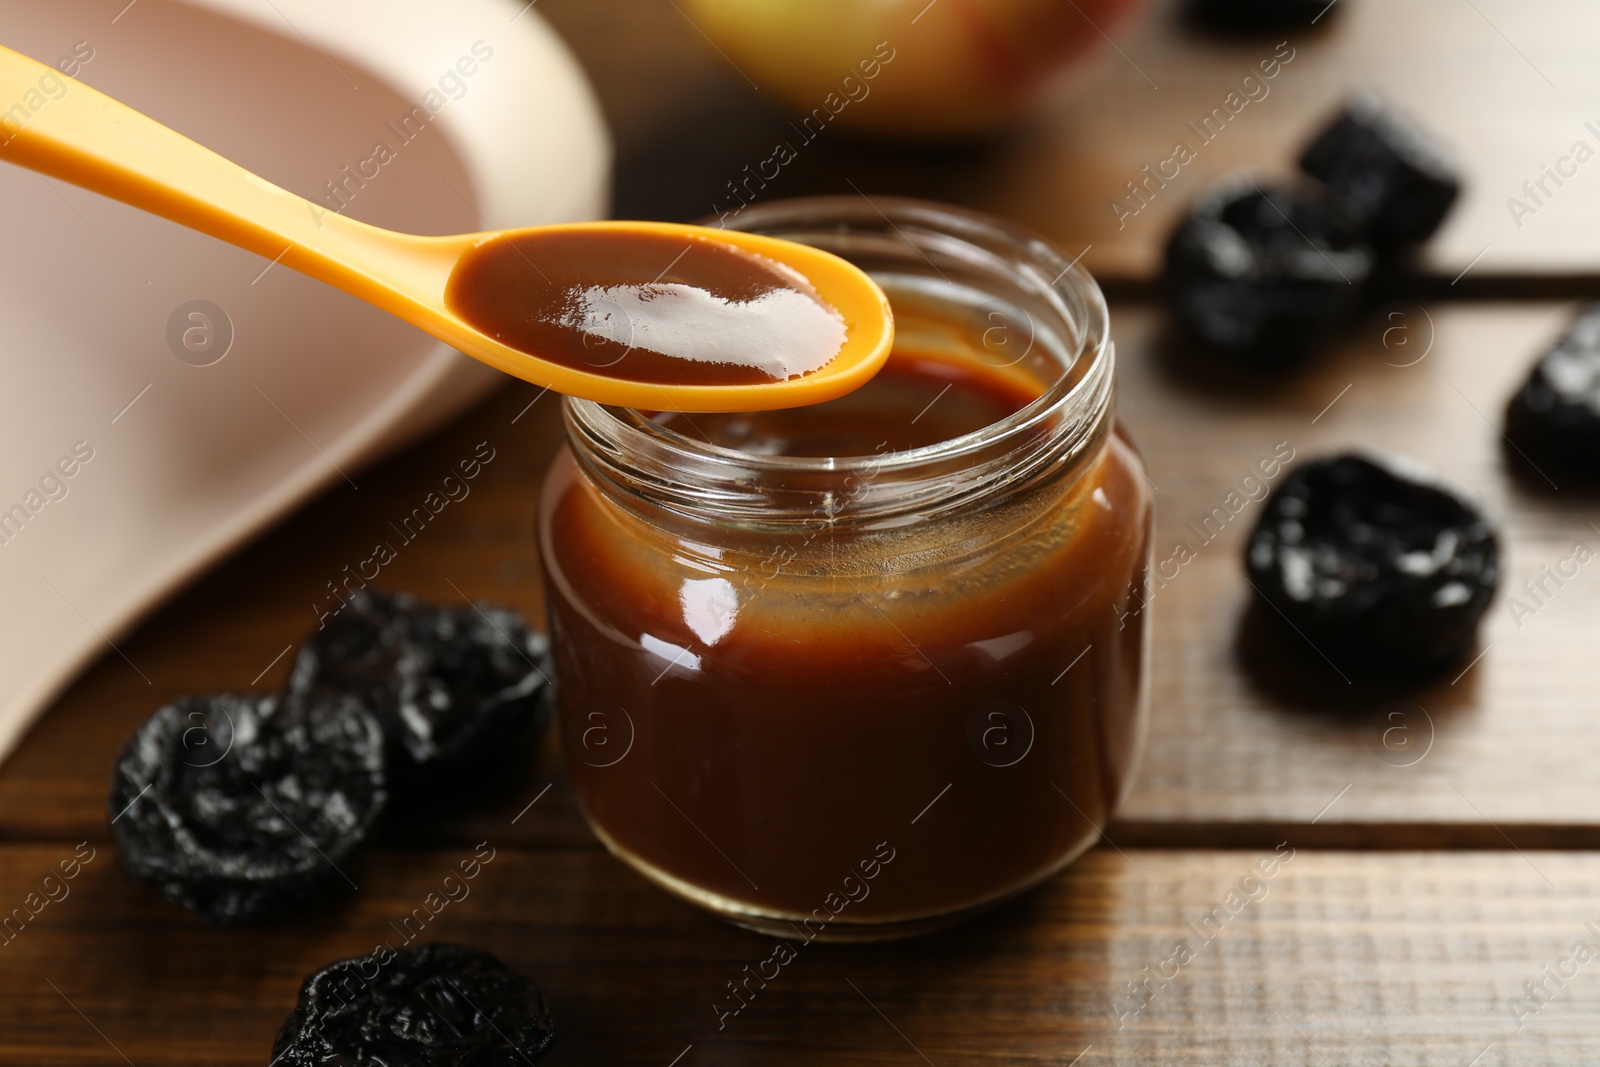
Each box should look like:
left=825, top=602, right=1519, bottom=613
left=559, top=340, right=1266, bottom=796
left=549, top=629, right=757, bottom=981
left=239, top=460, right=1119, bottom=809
left=539, top=0, right=1600, bottom=284
left=1113, top=302, right=1600, bottom=842
left=7, top=0, right=1600, bottom=1063
left=4, top=304, right=1594, bottom=845
left=8, top=847, right=1600, bottom=1065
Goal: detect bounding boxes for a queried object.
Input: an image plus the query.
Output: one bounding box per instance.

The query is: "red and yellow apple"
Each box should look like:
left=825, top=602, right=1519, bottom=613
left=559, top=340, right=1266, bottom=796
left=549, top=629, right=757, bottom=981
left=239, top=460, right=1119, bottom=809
left=684, top=0, right=1147, bottom=138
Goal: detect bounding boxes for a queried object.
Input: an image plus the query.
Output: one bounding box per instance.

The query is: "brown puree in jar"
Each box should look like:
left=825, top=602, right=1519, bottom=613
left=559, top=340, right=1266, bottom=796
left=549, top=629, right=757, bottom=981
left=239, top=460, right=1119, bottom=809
left=444, top=230, right=847, bottom=386
left=541, top=349, right=1150, bottom=928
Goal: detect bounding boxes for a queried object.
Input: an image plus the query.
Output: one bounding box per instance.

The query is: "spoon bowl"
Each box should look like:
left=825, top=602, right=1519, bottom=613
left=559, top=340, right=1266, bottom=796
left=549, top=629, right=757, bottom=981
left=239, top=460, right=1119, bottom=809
left=0, top=44, right=892, bottom=412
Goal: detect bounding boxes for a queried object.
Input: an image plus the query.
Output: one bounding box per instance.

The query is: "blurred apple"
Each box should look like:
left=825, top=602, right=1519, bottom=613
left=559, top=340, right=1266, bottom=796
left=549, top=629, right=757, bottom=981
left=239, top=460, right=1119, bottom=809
left=684, top=0, right=1146, bottom=139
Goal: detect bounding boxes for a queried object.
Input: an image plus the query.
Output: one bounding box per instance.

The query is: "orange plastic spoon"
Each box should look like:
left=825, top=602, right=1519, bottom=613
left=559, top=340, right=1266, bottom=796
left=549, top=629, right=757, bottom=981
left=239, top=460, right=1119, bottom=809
left=0, top=44, right=892, bottom=412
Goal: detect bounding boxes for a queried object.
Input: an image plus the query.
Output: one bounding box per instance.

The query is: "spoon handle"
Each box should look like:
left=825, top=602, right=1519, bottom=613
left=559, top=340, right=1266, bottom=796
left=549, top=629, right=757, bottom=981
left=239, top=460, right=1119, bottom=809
left=0, top=44, right=445, bottom=301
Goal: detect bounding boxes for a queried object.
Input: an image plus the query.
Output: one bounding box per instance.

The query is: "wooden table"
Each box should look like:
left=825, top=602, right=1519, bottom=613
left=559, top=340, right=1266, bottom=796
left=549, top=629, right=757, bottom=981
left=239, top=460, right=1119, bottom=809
left=7, top=0, right=1600, bottom=1062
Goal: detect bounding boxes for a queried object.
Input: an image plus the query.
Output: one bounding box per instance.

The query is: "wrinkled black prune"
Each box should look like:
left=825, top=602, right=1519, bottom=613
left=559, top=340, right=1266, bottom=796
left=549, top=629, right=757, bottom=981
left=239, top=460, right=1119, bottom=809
left=272, top=942, right=555, bottom=1066
left=1298, top=93, right=1461, bottom=250
left=109, top=691, right=385, bottom=924
left=1187, top=0, right=1333, bottom=31
left=290, top=591, right=550, bottom=790
left=1505, top=304, right=1600, bottom=480
left=1245, top=452, right=1500, bottom=671
left=1165, top=176, right=1373, bottom=369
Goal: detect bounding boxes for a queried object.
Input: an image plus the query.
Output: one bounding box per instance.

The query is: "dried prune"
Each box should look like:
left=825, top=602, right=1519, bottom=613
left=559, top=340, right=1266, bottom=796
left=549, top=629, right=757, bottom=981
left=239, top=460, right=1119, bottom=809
left=1245, top=452, right=1500, bottom=671
left=109, top=691, right=385, bottom=924
left=1299, top=94, right=1461, bottom=250
left=1505, top=304, right=1600, bottom=480
left=1165, top=176, right=1373, bottom=369
left=272, top=942, right=555, bottom=1066
left=290, top=591, right=551, bottom=791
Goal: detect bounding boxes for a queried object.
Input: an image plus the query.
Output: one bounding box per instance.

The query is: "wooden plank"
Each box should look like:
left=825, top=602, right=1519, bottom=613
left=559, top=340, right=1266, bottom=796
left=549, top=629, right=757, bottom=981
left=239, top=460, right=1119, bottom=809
left=538, top=0, right=1600, bottom=284
left=1113, top=302, right=1600, bottom=836
left=4, top=846, right=1600, bottom=1064
left=4, top=304, right=1599, bottom=844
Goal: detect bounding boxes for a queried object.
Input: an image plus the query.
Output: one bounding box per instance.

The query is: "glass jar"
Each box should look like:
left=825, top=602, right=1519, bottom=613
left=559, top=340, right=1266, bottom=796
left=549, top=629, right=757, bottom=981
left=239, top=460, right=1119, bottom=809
left=539, top=197, right=1151, bottom=940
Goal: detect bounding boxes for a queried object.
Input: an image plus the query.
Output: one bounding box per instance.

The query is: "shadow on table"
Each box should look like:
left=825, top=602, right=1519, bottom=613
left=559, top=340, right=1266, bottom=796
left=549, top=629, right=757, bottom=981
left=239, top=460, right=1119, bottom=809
left=544, top=863, right=1116, bottom=1065
left=1231, top=596, right=1482, bottom=729
left=1499, top=434, right=1599, bottom=503
left=1145, top=318, right=1319, bottom=405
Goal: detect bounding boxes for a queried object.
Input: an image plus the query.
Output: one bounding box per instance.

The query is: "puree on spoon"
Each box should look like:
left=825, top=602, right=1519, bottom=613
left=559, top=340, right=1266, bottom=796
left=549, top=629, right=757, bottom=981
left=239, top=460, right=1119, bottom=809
left=445, top=229, right=849, bottom=387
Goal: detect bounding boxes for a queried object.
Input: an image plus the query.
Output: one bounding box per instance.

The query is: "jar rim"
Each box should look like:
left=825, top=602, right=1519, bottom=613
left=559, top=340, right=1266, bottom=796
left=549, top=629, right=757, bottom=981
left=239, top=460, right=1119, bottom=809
left=563, top=196, right=1114, bottom=524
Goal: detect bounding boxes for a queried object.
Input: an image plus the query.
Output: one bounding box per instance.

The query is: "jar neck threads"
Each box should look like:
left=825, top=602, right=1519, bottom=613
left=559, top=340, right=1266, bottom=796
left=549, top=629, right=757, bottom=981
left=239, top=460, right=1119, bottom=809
left=563, top=197, right=1112, bottom=532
